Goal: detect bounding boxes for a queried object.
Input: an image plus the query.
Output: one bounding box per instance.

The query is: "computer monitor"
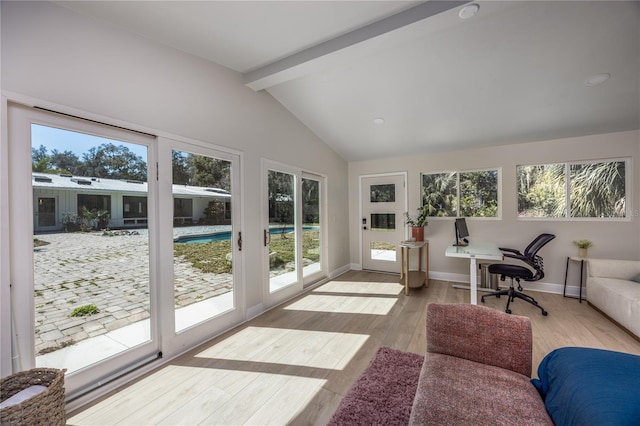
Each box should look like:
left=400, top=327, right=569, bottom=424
left=454, top=218, right=469, bottom=246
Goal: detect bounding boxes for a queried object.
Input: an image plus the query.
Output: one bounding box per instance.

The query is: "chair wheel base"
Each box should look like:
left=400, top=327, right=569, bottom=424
left=542, top=310, right=548, bottom=316
left=505, top=309, right=512, bottom=314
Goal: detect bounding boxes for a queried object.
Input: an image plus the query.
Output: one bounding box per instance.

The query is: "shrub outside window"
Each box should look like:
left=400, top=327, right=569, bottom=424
left=517, top=159, right=627, bottom=219
left=421, top=169, right=499, bottom=217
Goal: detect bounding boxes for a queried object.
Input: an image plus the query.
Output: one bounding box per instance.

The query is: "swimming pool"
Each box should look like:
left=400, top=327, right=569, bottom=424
left=174, top=226, right=317, bottom=244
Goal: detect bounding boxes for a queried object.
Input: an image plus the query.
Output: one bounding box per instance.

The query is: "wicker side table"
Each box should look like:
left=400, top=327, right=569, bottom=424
left=0, top=368, right=66, bottom=426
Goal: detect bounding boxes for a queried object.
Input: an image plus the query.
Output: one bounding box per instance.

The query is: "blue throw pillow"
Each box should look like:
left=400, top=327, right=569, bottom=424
left=532, top=347, right=640, bottom=426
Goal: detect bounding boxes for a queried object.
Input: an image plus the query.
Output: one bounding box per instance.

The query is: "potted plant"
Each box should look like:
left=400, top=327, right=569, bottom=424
left=404, top=206, right=429, bottom=241
left=573, top=239, right=593, bottom=258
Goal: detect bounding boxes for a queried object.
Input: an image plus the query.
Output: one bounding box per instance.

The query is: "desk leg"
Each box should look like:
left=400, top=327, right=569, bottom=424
left=469, top=257, right=478, bottom=305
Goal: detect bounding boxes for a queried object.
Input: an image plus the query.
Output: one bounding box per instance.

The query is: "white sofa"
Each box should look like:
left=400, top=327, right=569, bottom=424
left=587, top=258, right=640, bottom=339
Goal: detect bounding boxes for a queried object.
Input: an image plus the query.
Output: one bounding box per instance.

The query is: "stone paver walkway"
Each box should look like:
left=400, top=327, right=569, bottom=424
left=33, top=227, right=232, bottom=355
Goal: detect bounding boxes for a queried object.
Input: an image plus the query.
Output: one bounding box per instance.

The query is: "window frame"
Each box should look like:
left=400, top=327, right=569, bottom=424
left=517, top=157, right=631, bottom=222
left=420, top=167, right=502, bottom=219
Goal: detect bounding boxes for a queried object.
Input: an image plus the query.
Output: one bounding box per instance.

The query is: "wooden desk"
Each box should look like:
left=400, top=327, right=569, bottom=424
left=399, top=240, right=429, bottom=295
left=445, top=242, right=503, bottom=304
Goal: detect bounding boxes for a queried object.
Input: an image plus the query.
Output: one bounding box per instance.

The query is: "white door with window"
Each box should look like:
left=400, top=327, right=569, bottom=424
left=361, top=173, right=406, bottom=273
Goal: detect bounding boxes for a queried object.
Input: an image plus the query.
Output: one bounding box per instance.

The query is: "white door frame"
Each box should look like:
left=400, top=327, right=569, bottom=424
left=262, top=159, right=303, bottom=308
left=157, top=137, right=245, bottom=357
left=359, top=171, right=408, bottom=270
left=7, top=103, right=159, bottom=397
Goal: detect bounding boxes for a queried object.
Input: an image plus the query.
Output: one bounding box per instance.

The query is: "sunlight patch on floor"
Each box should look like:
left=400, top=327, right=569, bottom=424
left=195, top=326, right=369, bottom=371
left=284, top=293, right=397, bottom=315
left=315, top=280, right=403, bottom=295
left=68, top=364, right=326, bottom=425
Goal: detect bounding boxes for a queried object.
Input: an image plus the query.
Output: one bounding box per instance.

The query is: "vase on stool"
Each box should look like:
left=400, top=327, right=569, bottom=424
left=411, top=226, right=424, bottom=242
left=578, top=248, right=588, bottom=258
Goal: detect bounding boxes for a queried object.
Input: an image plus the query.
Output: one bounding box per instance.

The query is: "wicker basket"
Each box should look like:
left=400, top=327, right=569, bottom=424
left=0, top=368, right=66, bottom=426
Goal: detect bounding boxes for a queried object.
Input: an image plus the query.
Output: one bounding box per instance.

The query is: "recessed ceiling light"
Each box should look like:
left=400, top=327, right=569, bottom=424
left=459, top=4, right=479, bottom=19
left=584, top=73, right=611, bottom=87
left=373, top=117, right=385, bottom=125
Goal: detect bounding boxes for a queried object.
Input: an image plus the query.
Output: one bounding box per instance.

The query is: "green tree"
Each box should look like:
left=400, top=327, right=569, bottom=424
left=268, top=171, right=294, bottom=236
left=79, top=143, right=147, bottom=181
left=190, top=155, right=230, bottom=190
left=459, top=170, right=498, bottom=217
left=570, top=161, right=625, bottom=217
left=49, top=149, right=81, bottom=174
left=172, top=150, right=192, bottom=185
left=422, top=172, right=457, bottom=216
left=302, top=178, right=319, bottom=224
left=32, top=145, right=49, bottom=163
left=517, top=164, right=565, bottom=217
left=32, top=145, right=51, bottom=172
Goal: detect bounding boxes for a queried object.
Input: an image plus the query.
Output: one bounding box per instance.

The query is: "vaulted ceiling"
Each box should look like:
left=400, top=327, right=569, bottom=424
left=57, top=1, right=640, bottom=161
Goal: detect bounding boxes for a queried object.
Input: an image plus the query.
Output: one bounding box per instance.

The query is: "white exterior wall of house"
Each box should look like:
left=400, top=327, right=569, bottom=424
left=32, top=174, right=230, bottom=231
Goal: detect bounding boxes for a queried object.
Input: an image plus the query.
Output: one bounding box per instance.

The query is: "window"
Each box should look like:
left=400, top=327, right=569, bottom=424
left=518, top=159, right=628, bottom=219
left=123, top=195, right=147, bottom=218
left=370, top=184, right=395, bottom=203
left=173, top=198, right=193, bottom=218
left=421, top=169, right=499, bottom=217
left=77, top=194, right=111, bottom=215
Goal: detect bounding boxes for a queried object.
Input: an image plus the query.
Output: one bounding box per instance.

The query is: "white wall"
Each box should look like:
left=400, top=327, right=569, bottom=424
left=1, top=1, right=350, bottom=313
left=349, top=130, right=640, bottom=291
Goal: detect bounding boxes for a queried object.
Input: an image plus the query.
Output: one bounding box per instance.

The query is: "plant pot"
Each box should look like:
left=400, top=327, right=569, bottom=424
left=411, top=226, right=424, bottom=242
left=578, top=248, right=588, bottom=258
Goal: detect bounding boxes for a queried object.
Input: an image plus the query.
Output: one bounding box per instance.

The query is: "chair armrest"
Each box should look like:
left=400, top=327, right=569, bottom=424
left=499, top=247, right=521, bottom=255
left=500, top=248, right=526, bottom=261
left=426, top=303, right=533, bottom=377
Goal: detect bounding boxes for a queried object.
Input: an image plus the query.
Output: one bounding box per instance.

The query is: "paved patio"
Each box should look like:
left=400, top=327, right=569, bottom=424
left=33, top=227, right=233, bottom=356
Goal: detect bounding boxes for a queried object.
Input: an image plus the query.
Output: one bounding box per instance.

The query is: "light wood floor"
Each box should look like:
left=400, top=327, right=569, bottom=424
left=68, top=271, right=640, bottom=425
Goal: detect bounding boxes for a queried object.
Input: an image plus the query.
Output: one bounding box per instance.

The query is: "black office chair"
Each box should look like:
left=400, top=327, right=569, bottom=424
left=481, top=233, right=555, bottom=316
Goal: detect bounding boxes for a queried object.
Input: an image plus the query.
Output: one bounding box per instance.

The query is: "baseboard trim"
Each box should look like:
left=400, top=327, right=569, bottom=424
left=246, top=303, right=264, bottom=321
left=427, top=271, right=582, bottom=297
left=588, top=302, right=640, bottom=343
left=330, top=263, right=352, bottom=279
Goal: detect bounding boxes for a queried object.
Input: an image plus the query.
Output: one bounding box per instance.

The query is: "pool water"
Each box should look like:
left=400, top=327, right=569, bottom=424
left=175, top=226, right=316, bottom=244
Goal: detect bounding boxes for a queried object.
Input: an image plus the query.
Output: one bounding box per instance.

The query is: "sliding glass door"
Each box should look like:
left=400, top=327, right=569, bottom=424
left=7, top=103, right=246, bottom=400
left=263, top=161, right=325, bottom=307
left=302, top=174, right=323, bottom=282
left=171, top=148, right=239, bottom=333
left=8, top=104, right=158, bottom=397
left=159, top=140, right=243, bottom=354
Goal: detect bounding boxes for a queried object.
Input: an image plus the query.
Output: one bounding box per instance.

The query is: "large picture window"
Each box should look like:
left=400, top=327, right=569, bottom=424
left=421, top=169, right=499, bottom=217
left=517, top=159, right=628, bottom=219
left=77, top=194, right=111, bottom=215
